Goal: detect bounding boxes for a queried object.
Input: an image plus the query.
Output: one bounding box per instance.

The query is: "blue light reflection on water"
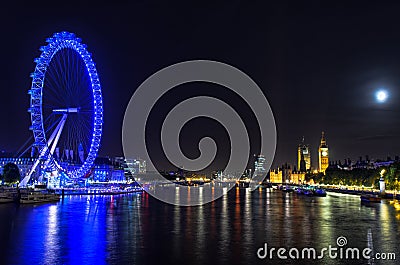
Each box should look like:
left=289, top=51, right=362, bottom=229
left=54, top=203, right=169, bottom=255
left=4, top=196, right=111, bottom=265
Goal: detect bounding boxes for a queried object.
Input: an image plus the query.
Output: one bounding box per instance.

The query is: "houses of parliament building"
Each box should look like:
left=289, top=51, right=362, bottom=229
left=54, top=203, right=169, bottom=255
left=269, top=131, right=329, bottom=184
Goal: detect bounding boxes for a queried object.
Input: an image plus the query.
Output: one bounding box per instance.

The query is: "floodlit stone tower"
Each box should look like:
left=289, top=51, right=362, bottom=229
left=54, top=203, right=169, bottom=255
left=318, top=131, right=329, bottom=174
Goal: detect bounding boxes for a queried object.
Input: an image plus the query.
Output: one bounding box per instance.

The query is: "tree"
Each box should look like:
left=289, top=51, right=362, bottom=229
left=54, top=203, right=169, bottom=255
left=305, top=172, right=324, bottom=184
left=2, top=163, right=21, bottom=184
left=384, top=162, right=400, bottom=190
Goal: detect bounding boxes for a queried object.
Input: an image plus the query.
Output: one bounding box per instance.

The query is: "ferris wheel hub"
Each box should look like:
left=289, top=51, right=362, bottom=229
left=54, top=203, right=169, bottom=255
left=53, top=107, right=80, bottom=114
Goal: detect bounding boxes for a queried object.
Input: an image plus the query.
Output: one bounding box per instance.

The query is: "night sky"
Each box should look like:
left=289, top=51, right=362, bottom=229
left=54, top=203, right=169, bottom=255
left=1, top=1, right=400, bottom=171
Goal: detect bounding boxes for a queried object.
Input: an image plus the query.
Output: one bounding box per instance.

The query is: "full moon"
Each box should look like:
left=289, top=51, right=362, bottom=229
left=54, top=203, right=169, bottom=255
left=375, top=89, right=388, bottom=103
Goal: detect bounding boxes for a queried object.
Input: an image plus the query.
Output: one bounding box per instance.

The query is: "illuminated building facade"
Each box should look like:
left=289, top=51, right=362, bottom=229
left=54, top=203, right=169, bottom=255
left=0, top=157, right=35, bottom=177
left=297, top=137, right=311, bottom=172
left=269, top=164, right=305, bottom=184
left=124, top=158, right=146, bottom=175
left=318, top=131, right=329, bottom=173
left=269, top=169, right=283, bottom=183
left=0, top=155, right=126, bottom=184
left=254, top=155, right=267, bottom=177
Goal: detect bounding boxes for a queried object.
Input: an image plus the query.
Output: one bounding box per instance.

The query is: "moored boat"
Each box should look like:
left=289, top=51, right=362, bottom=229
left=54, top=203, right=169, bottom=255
left=296, top=185, right=327, bottom=197
left=360, top=194, right=381, bottom=203
left=19, top=190, right=60, bottom=204
left=282, top=185, right=295, bottom=192
left=314, top=188, right=327, bottom=197
left=0, top=194, right=15, bottom=203
left=0, top=188, right=19, bottom=203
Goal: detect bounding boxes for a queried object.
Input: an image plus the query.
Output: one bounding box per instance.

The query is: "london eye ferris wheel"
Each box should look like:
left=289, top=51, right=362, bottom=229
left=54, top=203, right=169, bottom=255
left=20, top=31, right=103, bottom=186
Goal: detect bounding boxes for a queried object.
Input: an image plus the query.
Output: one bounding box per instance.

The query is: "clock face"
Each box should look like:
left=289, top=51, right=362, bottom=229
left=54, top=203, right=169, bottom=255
left=322, top=151, right=328, bottom=157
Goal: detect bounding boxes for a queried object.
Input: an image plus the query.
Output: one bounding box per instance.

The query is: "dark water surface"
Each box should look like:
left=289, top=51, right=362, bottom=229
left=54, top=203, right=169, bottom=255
left=0, top=188, right=399, bottom=265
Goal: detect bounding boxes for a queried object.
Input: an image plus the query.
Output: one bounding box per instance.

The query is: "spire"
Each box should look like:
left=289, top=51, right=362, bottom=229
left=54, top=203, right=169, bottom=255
left=320, top=131, right=327, bottom=147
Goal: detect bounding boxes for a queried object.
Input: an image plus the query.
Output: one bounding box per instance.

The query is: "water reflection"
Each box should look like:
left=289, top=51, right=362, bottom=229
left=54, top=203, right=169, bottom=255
left=242, top=188, right=253, bottom=264
left=44, top=205, right=59, bottom=264
left=219, top=190, right=229, bottom=264
left=2, top=190, right=400, bottom=265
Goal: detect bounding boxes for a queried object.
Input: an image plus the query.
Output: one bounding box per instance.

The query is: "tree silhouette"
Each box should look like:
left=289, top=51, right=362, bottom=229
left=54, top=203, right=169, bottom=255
left=2, top=163, right=21, bottom=184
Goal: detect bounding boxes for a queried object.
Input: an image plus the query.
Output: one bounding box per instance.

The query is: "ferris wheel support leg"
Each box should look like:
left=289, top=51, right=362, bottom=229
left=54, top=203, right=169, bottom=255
left=20, top=157, right=42, bottom=187
left=20, top=114, right=68, bottom=187
left=42, top=114, right=68, bottom=172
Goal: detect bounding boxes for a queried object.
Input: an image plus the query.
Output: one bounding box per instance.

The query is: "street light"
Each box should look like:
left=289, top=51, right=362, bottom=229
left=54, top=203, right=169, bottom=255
left=380, top=169, right=386, bottom=195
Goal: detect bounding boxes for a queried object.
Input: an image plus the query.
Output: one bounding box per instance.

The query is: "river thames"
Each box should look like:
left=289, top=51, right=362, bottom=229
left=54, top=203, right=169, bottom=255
left=0, top=188, right=399, bottom=265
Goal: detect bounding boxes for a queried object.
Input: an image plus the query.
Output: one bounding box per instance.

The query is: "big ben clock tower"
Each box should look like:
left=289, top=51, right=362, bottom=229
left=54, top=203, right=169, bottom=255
left=318, top=131, right=329, bottom=174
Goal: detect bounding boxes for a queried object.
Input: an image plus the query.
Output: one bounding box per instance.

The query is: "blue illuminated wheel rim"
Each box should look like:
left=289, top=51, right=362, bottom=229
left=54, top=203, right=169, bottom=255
left=29, top=31, right=103, bottom=179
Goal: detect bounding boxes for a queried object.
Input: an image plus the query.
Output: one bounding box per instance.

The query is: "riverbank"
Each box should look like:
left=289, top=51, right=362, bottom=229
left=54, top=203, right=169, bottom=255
left=0, top=184, right=144, bottom=204
left=54, top=185, right=144, bottom=195
left=324, top=187, right=400, bottom=199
